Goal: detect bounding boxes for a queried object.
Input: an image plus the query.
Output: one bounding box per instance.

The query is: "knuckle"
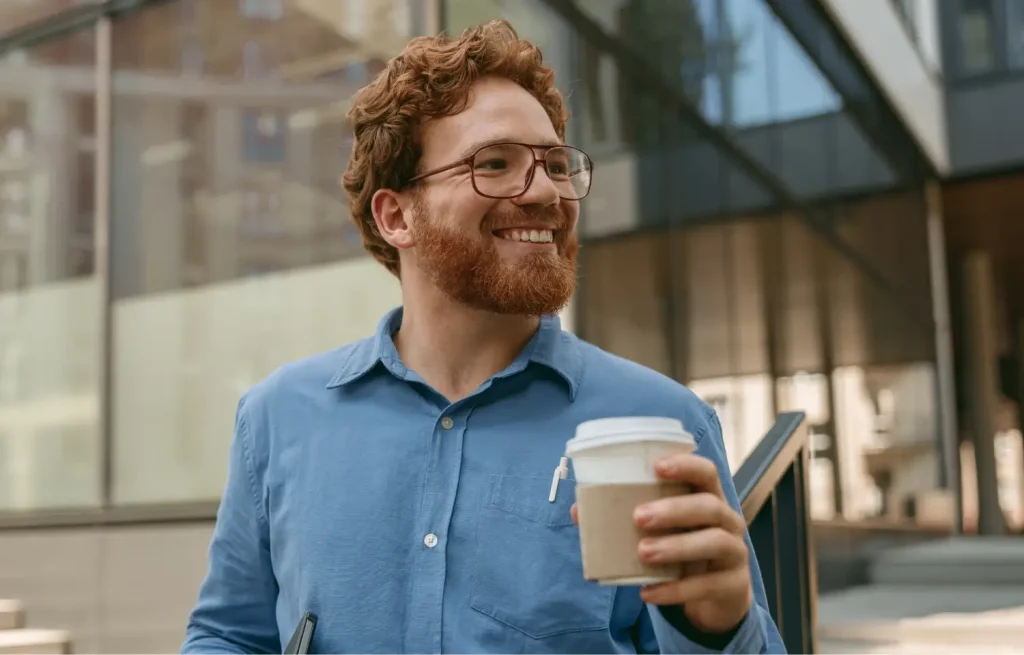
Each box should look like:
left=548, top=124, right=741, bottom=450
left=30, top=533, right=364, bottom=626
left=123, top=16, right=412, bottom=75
left=697, top=491, right=718, bottom=512
left=700, top=493, right=723, bottom=520
left=713, top=497, right=733, bottom=526
left=697, top=457, right=718, bottom=478
left=709, top=526, right=732, bottom=544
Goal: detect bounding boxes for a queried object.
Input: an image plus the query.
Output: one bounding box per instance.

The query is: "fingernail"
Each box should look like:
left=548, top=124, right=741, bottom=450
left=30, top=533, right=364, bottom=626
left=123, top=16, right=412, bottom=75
left=634, top=506, right=653, bottom=527
left=654, top=458, right=673, bottom=474
left=638, top=539, right=658, bottom=561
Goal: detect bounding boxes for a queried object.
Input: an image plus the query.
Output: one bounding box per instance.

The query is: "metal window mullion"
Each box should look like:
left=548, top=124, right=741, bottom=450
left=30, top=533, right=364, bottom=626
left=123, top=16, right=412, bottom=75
left=94, top=16, right=114, bottom=509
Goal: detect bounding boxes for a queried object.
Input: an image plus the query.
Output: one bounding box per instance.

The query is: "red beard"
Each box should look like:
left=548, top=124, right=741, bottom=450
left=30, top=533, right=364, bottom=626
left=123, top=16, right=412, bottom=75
left=412, top=198, right=578, bottom=316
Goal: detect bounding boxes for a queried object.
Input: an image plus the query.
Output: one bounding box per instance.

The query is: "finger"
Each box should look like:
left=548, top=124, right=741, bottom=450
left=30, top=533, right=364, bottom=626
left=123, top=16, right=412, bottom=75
left=654, top=453, right=724, bottom=498
left=634, top=492, right=746, bottom=534
left=638, top=528, right=748, bottom=567
left=570, top=503, right=578, bottom=525
left=640, top=566, right=749, bottom=606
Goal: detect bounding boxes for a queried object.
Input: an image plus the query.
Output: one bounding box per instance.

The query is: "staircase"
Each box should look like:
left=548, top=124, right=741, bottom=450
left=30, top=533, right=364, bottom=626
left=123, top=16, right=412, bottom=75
left=818, top=537, right=1024, bottom=653
left=0, top=600, right=71, bottom=654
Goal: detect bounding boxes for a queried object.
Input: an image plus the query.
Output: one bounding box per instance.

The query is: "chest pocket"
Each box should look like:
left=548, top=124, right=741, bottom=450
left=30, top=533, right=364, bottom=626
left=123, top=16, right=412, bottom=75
left=469, top=474, right=614, bottom=640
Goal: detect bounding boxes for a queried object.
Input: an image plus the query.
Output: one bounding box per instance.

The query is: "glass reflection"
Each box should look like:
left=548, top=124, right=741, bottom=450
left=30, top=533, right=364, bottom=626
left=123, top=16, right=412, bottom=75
left=109, top=0, right=420, bottom=504
left=577, top=0, right=842, bottom=129
left=0, top=0, right=100, bottom=37
left=570, top=0, right=889, bottom=224
left=0, top=28, right=101, bottom=511
left=959, top=0, right=998, bottom=74
left=445, top=0, right=575, bottom=100
left=580, top=205, right=948, bottom=528
left=1008, top=0, right=1024, bottom=69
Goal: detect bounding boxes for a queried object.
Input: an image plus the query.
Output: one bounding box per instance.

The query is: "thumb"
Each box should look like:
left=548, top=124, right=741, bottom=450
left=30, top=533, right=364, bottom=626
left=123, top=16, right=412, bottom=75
left=570, top=503, right=578, bottom=524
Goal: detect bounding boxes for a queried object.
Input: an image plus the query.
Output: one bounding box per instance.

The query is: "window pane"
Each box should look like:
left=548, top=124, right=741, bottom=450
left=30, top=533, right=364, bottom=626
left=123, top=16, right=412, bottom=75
left=444, top=0, right=576, bottom=125
left=110, top=0, right=416, bottom=504
left=0, top=28, right=100, bottom=510
left=1007, top=0, right=1024, bottom=69
left=960, top=0, right=997, bottom=74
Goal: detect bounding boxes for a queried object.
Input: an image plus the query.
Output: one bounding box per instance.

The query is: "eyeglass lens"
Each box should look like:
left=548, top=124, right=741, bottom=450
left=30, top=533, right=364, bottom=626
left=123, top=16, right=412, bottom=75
left=471, top=144, right=591, bottom=200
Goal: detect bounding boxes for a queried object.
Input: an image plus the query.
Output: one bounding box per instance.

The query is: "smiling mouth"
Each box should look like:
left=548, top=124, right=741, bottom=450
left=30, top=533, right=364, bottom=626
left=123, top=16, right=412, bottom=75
left=492, top=228, right=555, bottom=244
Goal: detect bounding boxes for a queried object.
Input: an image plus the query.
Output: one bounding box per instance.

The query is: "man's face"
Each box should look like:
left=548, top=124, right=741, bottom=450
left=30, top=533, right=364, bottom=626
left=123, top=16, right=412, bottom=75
left=408, top=76, right=580, bottom=316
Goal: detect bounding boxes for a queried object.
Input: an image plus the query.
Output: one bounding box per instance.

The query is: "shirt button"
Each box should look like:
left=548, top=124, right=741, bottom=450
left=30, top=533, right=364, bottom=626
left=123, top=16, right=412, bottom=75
left=440, top=416, right=454, bottom=430
left=424, top=533, right=439, bottom=548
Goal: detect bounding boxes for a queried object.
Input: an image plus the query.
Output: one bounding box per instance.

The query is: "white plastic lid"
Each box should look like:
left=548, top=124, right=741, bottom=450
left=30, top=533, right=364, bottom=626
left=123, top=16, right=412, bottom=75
left=565, top=416, right=694, bottom=455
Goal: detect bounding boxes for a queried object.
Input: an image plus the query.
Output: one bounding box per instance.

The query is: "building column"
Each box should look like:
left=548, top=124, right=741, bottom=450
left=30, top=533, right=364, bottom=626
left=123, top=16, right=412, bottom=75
left=962, top=250, right=1009, bottom=534
left=925, top=180, right=963, bottom=533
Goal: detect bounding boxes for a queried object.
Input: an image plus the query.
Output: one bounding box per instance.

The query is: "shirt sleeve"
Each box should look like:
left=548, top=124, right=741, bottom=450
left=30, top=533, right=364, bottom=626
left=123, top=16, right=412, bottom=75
left=181, top=395, right=281, bottom=654
left=647, top=409, right=787, bottom=654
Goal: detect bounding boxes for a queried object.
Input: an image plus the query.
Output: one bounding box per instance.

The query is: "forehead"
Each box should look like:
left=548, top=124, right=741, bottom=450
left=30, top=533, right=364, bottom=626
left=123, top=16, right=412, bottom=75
left=421, top=76, right=560, bottom=161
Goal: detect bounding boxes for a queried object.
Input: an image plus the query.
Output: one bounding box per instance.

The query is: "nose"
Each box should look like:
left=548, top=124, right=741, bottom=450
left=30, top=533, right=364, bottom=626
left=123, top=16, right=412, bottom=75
left=513, top=161, right=560, bottom=207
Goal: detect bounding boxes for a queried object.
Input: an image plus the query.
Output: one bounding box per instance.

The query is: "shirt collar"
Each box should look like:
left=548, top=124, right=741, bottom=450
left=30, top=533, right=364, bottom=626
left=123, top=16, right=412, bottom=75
left=326, top=306, right=582, bottom=399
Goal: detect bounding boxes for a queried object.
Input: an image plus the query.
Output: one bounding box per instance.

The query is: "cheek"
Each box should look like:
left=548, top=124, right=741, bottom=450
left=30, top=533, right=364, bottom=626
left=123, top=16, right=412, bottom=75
left=563, top=202, right=580, bottom=230
left=460, top=197, right=501, bottom=234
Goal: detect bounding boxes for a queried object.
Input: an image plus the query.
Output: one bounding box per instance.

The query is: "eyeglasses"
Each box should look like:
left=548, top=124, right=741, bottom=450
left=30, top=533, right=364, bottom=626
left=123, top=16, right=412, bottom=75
left=408, top=142, right=593, bottom=201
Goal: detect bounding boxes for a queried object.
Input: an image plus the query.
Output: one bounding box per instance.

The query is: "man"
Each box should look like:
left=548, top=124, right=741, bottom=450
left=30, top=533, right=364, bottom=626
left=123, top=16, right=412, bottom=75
left=182, top=19, right=785, bottom=655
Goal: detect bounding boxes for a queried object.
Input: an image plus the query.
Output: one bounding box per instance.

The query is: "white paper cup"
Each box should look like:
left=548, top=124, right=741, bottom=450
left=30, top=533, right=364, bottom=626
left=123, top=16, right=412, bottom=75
left=567, top=417, right=697, bottom=484
left=567, top=417, right=697, bottom=586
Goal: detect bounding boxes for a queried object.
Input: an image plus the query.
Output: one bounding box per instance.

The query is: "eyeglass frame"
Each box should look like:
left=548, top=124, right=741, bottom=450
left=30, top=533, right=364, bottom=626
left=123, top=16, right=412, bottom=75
left=406, top=141, right=594, bottom=201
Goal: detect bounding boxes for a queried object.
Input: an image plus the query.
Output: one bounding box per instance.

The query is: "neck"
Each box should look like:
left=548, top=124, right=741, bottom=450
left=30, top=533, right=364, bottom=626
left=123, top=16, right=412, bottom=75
left=394, top=276, right=542, bottom=402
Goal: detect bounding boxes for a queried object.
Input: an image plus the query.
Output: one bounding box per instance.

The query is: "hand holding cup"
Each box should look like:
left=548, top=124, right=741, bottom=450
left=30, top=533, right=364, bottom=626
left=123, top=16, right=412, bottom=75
left=567, top=420, right=753, bottom=636
left=634, top=452, right=753, bottom=635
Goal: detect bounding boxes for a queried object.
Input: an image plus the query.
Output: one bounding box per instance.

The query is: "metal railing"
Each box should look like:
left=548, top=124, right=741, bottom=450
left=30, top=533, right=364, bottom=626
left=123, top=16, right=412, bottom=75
left=734, top=411, right=817, bottom=654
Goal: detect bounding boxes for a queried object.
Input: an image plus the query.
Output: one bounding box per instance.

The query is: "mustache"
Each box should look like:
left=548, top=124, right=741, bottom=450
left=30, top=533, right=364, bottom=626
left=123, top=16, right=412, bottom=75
left=484, top=206, right=572, bottom=232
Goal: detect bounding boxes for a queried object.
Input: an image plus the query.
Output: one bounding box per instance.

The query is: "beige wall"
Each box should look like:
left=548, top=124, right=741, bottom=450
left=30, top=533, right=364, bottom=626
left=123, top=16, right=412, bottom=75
left=0, top=522, right=214, bottom=653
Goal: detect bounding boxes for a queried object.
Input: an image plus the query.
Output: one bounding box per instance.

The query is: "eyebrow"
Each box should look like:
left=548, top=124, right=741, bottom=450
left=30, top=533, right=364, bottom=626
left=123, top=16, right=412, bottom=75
left=457, top=136, right=564, bottom=160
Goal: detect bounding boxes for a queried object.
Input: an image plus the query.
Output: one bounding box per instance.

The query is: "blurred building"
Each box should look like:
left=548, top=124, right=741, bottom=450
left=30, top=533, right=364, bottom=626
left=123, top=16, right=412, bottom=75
left=0, top=0, right=1022, bottom=651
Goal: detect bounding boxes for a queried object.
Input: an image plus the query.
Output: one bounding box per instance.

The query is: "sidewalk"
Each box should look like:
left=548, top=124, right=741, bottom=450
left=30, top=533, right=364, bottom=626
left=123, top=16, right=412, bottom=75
left=818, top=584, right=1024, bottom=652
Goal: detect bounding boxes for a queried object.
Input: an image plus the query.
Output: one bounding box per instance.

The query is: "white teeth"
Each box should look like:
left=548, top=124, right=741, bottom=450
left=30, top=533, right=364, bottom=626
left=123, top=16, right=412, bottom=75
left=499, top=229, right=553, bottom=243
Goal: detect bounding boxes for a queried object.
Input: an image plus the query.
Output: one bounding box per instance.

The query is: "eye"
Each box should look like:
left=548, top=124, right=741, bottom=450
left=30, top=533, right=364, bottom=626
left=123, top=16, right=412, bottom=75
left=545, top=151, right=572, bottom=178
left=474, top=157, right=509, bottom=172
left=547, top=162, right=569, bottom=176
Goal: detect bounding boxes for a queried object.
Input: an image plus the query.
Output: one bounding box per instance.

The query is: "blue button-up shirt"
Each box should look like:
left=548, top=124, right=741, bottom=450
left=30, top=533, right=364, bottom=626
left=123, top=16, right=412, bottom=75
left=182, top=308, right=784, bottom=654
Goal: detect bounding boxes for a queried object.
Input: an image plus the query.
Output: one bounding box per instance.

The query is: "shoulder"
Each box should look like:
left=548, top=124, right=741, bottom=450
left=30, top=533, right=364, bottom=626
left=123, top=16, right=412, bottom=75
left=236, top=337, right=373, bottom=427
left=571, top=335, right=720, bottom=446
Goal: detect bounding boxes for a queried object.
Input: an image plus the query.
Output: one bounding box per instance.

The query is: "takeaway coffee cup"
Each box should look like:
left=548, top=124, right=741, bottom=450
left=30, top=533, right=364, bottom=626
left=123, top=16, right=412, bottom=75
left=566, top=417, right=697, bottom=586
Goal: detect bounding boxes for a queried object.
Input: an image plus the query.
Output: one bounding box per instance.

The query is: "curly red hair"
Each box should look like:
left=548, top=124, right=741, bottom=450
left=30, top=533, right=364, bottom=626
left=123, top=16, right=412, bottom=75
left=341, top=19, right=568, bottom=276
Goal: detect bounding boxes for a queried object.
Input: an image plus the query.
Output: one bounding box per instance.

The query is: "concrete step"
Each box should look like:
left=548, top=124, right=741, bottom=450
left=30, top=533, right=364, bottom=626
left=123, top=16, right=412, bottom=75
left=0, top=601, right=24, bottom=631
left=818, top=584, right=1024, bottom=647
left=821, top=638, right=1024, bottom=654
left=0, top=629, right=71, bottom=654
left=870, top=537, right=1024, bottom=586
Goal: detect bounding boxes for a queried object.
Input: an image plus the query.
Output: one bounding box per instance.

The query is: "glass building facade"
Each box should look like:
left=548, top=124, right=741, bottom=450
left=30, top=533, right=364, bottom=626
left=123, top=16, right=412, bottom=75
left=0, top=0, right=953, bottom=528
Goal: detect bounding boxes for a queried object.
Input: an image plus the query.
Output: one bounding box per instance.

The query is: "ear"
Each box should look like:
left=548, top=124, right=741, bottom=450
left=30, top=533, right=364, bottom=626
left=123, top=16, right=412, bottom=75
left=371, top=188, right=415, bottom=250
